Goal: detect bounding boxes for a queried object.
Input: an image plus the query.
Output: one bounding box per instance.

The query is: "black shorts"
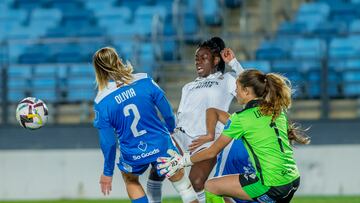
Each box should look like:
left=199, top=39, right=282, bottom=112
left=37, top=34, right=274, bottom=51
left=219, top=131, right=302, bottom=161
left=239, top=173, right=300, bottom=203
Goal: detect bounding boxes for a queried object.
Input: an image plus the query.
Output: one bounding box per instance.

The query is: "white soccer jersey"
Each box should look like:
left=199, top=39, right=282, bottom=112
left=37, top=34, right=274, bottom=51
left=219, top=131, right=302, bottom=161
left=176, top=59, right=244, bottom=137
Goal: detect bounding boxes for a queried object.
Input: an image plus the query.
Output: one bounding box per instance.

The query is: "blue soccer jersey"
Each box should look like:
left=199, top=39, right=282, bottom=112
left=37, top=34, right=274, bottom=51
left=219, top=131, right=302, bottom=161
left=94, top=73, right=176, bottom=176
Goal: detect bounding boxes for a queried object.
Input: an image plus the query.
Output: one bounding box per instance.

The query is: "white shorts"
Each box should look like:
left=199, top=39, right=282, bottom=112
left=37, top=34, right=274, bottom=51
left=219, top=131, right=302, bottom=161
left=172, top=128, right=219, bottom=154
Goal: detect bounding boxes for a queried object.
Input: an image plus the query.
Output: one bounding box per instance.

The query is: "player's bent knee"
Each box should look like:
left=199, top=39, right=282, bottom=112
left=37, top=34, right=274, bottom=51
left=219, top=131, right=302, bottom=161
left=204, top=179, right=218, bottom=194
left=171, top=173, right=198, bottom=203
left=190, top=177, right=206, bottom=192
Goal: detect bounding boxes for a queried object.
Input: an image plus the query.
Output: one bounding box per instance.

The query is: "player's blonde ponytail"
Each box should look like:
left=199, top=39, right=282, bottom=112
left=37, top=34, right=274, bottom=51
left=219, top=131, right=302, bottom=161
left=93, top=47, right=134, bottom=91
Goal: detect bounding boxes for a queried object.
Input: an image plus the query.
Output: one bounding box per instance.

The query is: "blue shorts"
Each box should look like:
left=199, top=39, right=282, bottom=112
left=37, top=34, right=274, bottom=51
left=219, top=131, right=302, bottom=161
left=118, top=137, right=179, bottom=176
left=215, top=139, right=257, bottom=203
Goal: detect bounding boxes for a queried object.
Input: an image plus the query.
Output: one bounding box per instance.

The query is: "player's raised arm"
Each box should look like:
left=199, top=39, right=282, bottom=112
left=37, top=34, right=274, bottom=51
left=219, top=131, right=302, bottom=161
left=221, top=48, right=244, bottom=75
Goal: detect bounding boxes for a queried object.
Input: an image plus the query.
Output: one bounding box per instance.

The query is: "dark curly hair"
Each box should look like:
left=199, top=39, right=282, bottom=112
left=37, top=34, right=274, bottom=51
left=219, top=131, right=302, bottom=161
left=198, top=36, right=226, bottom=73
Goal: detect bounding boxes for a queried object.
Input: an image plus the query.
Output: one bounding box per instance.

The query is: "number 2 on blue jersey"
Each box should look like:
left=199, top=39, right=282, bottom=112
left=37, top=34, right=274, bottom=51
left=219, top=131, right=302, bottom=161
left=123, top=104, right=147, bottom=137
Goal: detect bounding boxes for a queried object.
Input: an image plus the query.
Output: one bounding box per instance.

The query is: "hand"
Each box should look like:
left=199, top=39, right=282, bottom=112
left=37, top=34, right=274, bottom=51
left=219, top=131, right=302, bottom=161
left=221, top=48, right=236, bottom=64
left=157, top=149, right=193, bottom=178
left=99, top=174, right=113, bottom=196
left=188, top=134, right=214, bottom=153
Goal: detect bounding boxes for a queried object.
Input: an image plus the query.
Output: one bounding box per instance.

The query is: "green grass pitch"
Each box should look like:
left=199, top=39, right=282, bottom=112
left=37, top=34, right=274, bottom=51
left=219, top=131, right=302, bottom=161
left=1, top=196, right=360, bottom=203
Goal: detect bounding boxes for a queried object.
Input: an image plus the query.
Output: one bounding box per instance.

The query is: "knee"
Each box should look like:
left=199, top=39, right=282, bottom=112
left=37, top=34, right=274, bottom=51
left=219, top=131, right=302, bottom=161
left=190, top=176, right=207, bottom=191
left=204, top=179, right=217, bottom=194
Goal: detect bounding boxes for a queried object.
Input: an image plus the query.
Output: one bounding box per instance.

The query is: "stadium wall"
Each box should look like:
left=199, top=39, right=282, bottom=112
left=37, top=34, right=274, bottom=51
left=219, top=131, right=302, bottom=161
left=0, top=120, right=359, bottom=200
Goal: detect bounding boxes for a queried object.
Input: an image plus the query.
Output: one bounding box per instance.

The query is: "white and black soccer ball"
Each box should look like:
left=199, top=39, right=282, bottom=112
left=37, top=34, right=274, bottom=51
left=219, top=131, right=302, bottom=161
left=15, top=97, right=48, bottom=130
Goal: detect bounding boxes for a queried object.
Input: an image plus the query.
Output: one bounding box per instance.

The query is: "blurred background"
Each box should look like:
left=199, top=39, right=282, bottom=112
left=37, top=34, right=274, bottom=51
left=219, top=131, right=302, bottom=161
left=0, top=0, right=360, bottom=201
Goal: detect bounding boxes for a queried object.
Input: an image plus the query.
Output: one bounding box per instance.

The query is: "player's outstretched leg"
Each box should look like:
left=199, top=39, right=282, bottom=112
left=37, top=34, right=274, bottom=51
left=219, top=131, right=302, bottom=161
left=121, top=171, right=149, bottom=203
left=169, top=168, right=199, bottom=203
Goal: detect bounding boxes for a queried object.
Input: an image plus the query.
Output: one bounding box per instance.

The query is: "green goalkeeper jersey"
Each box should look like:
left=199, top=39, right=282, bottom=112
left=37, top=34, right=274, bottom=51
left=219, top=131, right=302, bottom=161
left=222, top=100, right=300, bottom=187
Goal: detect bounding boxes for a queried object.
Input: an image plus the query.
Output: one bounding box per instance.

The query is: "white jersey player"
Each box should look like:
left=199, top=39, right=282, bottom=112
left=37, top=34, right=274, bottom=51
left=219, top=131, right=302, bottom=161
left=147, top=37, right=244, bottom=203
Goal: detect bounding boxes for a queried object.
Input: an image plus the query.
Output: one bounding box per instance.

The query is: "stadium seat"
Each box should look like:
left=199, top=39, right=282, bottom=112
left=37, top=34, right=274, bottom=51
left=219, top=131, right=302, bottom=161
left=29, top=8, right=62, bottom=31
left=255, top=40, right=288, bottom=60
left=240, top=60, right=271, bottom=73
left=277, top=21, right=307, bottom=35
left=66, top=64, right=96, bottom=102
left=328, top=2, right=359, bottom=23
left=329, top=36, right=360, bottom=59
left=203, top=0, right=222, bottom=26
left=291, top=38, right=326, bottom=60
left=349, top=19, right=360, bottom=34
left=7, top=65, right=32, bottom=102
left=183, top=12, right=200, bottom=43
left=19, top=44, right=51, bottom=64
left=312, top=21, right=347, bottom=42
left=95, top=7, right=132, bottom=27
left=133, top=6, right=167, bottom=37
left=137, top=43, right=156, bottom=75
left=84, top=0, right=117, bottom=12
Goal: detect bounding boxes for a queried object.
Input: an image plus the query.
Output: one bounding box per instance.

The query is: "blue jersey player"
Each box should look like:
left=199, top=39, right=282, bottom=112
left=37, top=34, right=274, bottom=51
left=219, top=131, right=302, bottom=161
left=92, top=47, right=198, bottom=203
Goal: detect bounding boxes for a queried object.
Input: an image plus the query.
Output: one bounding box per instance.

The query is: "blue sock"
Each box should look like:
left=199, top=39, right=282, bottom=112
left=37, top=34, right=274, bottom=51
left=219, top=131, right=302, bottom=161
left=132, top=195, right=149, bottom=203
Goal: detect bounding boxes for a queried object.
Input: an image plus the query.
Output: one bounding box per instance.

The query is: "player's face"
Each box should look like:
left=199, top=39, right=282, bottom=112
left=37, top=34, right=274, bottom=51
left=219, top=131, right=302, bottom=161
left=236, top=82, right=254, bottom=105
left=195, top=47, right=216, bottom=77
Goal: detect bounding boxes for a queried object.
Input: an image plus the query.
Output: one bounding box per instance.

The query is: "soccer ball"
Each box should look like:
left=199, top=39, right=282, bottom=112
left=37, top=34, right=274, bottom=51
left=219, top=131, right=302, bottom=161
left=15, top=97, right=49, bottom=130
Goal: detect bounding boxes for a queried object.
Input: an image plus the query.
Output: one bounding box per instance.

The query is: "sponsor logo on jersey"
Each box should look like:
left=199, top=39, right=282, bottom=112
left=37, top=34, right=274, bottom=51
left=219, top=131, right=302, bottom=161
left=191, top=81, right=219, bottom=90
left=132, top=148, right=160, bottom=160
left=114, top=88, right=136, bottom=104
left=138, top=141, right=147, bottom=151
left=257, top=194, right=275, bottom=203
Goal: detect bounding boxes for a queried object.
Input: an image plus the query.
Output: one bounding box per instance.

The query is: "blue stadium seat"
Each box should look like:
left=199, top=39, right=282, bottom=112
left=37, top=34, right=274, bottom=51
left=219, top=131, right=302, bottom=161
left=349, top=19, right=360, bottom=34
left=50, top=0, right=82, bottom=11
left=291, top=38, right=326, bottom=60
left=106, top=21, right=137, bottom=37
left=295, top=2, right=330, bottom=31
left=84, top=0, right=117, bottom=12
left=134, top=6, right=167, bottom=37
left=95, top=7, right=132, bottom=27
left=50, top=43, right=83, bottom=63
left=255, top=40, right=288, bottom=60
left=328, top=2, right=359, bottom=23
left=160, top=15, right=179, bottom=60
left=183, top=12, right=200, bottom=43
left=329, top=36, right=360, bottom=59
left=32, top=66, right=58, bottom=102
left=15, top=0, right=46, bottom=10
left=19, top=44, right=51, bottom=64
left=7, top=65, right=32, bottom=102
left=66, top=64, right=96, bottom=102
left=137, top=43, right=156, bottom=75
left=203, top=0, right=222, bottom=26
left=240, top=60, right=271, bottom=73
left=340, top=59, right=360, bottom=97
left=29, top=8, right=62, bottom=29
left=312, top=21, right=347, bottom=42
left=277, top=21, right=307, bottom=35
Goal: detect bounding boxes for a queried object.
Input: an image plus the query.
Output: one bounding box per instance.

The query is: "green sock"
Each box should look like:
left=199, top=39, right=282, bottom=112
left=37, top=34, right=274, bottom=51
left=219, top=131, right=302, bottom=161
left=205, top=190, right=225, bottom=203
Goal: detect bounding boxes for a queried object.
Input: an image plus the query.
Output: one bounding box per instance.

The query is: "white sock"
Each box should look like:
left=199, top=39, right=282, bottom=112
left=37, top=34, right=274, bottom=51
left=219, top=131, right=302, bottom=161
left=197, top=190, right=206, bottom=203
left=146, top=180, right=162, bottom=203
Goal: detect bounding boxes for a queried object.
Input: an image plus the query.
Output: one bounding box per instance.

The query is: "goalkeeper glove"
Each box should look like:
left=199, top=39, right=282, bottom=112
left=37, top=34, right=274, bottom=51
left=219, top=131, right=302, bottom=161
left=157, top=149, right=193, bottom=178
